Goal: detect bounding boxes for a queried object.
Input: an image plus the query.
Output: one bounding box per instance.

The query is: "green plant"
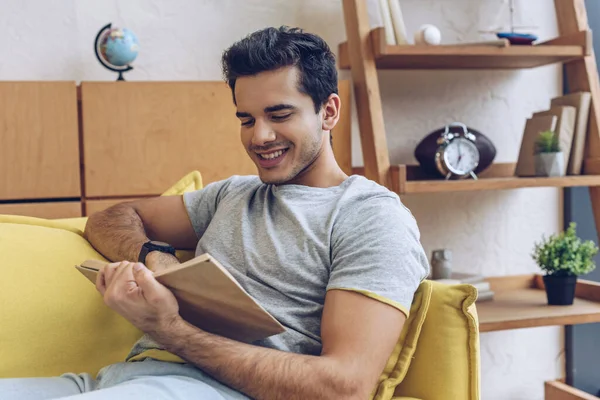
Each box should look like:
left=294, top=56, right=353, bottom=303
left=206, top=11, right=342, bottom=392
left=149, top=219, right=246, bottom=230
left=532, top=222, right=599, bottom=277
left=535, top=130, right=560, bottom=153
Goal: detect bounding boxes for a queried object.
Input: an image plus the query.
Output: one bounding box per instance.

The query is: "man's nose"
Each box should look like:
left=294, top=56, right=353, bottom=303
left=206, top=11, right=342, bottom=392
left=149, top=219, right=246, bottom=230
left=251, top=119, right=276, bottom=146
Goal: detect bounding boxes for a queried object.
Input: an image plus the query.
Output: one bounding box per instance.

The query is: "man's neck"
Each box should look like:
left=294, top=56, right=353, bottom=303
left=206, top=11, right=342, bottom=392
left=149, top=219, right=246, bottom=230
left=286, top=145, right=348, bottom=188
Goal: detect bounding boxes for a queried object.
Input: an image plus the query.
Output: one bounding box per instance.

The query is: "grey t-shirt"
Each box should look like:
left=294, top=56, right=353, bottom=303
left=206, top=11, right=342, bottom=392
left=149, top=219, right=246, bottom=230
left=128, top=174, right=429, bottom=359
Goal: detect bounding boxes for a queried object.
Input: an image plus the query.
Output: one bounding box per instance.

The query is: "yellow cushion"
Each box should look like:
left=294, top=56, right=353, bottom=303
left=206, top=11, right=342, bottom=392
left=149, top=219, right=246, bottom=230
left=0, top=217, right=138, bottom=378
left=0, top=172, right=203, bottom=378
left=371, top=281, right=432, bottom=399
left=161, top=171, right=203, bottom=196
left=394, top=281, right=480, bottom=400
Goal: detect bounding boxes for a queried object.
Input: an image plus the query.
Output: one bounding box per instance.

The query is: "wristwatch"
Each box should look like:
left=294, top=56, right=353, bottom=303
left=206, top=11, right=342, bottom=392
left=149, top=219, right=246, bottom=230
left=138, top=240, right=177, bottom=264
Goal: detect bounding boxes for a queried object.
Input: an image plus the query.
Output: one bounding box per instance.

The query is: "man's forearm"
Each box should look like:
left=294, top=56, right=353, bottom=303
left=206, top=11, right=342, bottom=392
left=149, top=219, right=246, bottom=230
left=151, top=319, right=366, bottom=400
left=84, top=203, right=149, bottom=263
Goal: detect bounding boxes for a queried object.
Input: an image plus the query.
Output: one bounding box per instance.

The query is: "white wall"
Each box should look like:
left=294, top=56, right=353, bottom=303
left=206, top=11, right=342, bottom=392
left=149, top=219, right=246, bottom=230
left=0, top=0, right=564, bottom=398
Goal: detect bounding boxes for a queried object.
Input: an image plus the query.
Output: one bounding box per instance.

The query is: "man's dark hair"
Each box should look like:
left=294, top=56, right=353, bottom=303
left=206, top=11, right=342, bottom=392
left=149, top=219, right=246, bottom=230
left=221, top=26, right=338, bottom=113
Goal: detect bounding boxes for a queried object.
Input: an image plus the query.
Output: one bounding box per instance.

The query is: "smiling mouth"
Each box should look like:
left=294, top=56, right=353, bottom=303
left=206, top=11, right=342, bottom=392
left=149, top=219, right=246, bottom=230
left=257, top=149, right=288, bottom=159
left=255, top=148, right=290, bottom=168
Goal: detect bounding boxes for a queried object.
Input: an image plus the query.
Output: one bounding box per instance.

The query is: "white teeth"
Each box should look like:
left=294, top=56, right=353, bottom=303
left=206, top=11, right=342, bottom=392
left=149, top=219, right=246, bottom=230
left=259, top=150, right=284, bottom=159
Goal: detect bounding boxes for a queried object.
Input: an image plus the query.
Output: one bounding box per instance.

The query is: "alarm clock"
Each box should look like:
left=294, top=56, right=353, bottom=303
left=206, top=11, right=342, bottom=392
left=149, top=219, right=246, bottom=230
left=414, top=122, right=496, bottom=180
left=435, top=123, right=479, bottom=180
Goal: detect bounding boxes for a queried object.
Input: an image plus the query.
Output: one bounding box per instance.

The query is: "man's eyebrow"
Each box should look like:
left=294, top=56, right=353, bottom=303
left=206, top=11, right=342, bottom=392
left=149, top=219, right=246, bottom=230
left=264, top=104, right=296, bottom=113
left=235, top=111, right=252, bottom=118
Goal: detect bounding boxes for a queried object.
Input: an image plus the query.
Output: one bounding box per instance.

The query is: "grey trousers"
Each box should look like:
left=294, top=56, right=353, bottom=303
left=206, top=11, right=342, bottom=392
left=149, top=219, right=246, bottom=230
left=0, top=359, right=250, bottom=400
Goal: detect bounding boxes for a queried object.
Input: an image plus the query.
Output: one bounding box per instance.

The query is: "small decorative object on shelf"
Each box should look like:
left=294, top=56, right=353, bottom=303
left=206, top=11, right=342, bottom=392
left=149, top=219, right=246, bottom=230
left=532, top=222, right=598, bottom=306
left=430, top=249, right=452, bottom=279
left=94, top=23, right=140, bottom=81
left=479, top=0, right=538, bottom=45
left=414, top=122, right=496, bottom=180
left=496, top=32, right=537, bottom=45
left=534, top=130, right=565, bottom=177
left=414, top=24, right=442, bottom=46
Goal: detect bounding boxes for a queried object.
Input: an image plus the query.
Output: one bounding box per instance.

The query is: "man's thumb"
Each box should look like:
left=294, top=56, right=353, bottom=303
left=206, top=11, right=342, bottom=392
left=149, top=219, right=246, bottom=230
left=133, top=263, right=161, bottom=293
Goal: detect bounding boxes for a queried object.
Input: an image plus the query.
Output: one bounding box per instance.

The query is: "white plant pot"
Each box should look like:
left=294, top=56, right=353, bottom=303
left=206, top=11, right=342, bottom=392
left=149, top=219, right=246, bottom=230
left=535, top=152, right=565, bottom=177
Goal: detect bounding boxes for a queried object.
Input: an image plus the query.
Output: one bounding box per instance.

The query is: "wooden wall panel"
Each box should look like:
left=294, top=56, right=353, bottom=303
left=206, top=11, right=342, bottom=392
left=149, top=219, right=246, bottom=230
left=84, top=198, right=144, bottom=216
left=333, top=80, right=353, bottom=175
left=81, top=80, right=354, bottom=198
left=0, top=202, right=81, bottom=219
left=0, top=82, right=80, bottom=200
left=81, top=82, right=256, bottom=197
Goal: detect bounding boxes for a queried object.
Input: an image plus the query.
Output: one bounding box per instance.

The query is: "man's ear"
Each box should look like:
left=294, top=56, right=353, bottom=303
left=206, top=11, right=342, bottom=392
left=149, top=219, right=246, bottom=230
left=321, top=93, right=341, bottom=132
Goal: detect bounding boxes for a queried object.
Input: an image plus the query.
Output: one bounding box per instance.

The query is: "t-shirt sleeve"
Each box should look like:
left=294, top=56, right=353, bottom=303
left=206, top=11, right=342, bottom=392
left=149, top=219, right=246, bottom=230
left=182, top=178, right=233, bottom=239
left=328, top=194, right=430, bottom=316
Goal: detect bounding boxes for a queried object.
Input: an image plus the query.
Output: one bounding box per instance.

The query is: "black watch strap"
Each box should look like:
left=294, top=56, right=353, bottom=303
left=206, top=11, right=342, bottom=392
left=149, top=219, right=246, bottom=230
left=138, top=240, right=177, bottom=264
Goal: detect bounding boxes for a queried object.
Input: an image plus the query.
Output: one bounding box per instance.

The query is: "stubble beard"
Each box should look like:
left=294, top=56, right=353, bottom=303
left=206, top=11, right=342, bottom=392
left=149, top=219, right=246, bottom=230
left=260, top=128, right=324, bottom=185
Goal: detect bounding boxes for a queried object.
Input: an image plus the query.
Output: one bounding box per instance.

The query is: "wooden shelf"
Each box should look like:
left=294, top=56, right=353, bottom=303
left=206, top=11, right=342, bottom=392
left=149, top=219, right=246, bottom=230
left=478, top=275, right=600, bottom=333
left=545, top=380, right=599, bottom=400
left=404, top=174, right=600, bottom=194
left=352, top=164, right=600, bottom=195
left=338, top=28, right=589, bottom=70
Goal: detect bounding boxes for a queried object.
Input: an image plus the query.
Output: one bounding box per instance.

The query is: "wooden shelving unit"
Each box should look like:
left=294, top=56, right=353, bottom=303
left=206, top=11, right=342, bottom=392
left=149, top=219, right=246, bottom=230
left=341, top=1, right=600, bottom=398
left=353, top=164, right=600, bottom=195
left=478, top=275, right=600, bottom=332
left=338, top=27, right=590, bottom=70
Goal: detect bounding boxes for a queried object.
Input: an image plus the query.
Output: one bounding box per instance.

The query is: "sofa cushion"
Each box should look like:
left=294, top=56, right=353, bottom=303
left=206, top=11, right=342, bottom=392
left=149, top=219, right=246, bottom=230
left=394, top=281, right=480, bottom=400
left=0, top=217, right=139, bottom=378
left=371, top=280, right=432, bottom=399
left=0, top=171, right=203, bottom=378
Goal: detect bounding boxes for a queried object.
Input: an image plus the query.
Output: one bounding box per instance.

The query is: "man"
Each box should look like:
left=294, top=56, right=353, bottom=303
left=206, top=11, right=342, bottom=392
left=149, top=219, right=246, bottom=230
left=2, top=26, right=429, bottom=399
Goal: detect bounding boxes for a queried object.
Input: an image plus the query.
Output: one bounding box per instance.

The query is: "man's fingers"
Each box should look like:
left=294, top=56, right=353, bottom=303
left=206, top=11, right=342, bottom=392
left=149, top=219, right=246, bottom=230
left=111, top=262, right=139, bottom=292
left=132, top=263, right=164, bottom=300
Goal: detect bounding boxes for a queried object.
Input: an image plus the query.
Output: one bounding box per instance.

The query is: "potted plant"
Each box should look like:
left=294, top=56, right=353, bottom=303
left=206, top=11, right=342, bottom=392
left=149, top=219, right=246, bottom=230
left=534, top=129, right=564, bottom=177
left=532, top=222, right=598, bottom=305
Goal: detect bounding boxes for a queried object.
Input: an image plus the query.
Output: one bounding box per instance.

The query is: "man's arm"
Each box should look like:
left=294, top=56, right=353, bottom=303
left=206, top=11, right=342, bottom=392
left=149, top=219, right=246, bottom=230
left=160, top=290, right=404, bottom=400
left=84, top=196, right=197, bottom=271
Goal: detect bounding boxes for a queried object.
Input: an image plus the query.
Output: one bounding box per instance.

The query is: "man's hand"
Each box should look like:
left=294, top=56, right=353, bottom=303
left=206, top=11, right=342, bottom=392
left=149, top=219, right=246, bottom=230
left=96, top=261, right=180, bottom=333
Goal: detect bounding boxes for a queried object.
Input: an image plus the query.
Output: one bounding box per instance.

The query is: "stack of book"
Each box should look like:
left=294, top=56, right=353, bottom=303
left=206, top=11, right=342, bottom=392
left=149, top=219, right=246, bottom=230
left=434, top=272, right=494, bottom=302
left=515, top=91, right=592, bottom=177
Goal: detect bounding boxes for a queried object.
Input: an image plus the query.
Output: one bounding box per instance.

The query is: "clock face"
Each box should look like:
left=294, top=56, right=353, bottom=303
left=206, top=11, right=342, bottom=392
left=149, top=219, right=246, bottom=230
left=443, top=138, right=479, bottom=175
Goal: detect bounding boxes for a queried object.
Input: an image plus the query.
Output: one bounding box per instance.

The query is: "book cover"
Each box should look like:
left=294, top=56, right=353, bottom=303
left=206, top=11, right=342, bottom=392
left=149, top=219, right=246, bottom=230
left=76, top=254, right=286, bottom=343
left=550, top=92, right=592, bottom=175
left=515, top=115, right=558, bottom=177
left=378, top=0, right=397, bottom=45
left=388, top=0, right=409, bottom=45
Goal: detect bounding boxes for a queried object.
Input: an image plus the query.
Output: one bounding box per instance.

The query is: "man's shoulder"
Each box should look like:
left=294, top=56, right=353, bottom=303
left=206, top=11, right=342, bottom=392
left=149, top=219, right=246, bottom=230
left=222, top=175, right=263, bottom=191
left=208, top=175, right=263, bottom=198
left=336, top=175, right=416, bottom=227
left=341, top=175, right=402, bottom=207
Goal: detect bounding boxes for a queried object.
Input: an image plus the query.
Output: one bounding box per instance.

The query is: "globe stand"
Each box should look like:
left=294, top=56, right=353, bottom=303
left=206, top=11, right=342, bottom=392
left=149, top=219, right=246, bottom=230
left=94, top=23, right=134, bottom=81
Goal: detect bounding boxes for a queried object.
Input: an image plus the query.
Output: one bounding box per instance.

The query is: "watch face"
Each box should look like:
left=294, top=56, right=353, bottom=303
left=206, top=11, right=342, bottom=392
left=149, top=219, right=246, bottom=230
left=443, top=138, right=479, bottom=175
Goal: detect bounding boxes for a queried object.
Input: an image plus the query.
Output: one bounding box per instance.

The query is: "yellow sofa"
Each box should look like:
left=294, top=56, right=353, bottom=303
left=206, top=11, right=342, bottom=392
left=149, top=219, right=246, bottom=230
left=0, top=172, right=480, bottom=399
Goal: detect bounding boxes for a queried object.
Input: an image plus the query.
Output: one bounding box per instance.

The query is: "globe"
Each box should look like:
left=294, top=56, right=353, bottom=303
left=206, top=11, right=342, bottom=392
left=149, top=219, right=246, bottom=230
left=100, top=28, right=139, bottom=67
left=94, top=23, right=140, bottom=80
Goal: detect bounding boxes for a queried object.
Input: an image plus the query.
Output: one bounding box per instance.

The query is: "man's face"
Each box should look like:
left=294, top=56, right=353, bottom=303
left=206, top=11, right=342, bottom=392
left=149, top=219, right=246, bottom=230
left=234, top=66, right=324, bottom=184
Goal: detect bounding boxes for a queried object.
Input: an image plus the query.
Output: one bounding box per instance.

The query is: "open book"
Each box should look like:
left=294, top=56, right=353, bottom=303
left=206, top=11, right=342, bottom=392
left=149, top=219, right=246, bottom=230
left=75, top=254, right=285, bottom=343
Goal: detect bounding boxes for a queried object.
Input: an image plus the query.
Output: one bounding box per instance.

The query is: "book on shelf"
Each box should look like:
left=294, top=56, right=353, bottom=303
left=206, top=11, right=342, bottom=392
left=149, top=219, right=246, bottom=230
left=387, top=0, right=409, bottom=45
left=75, top=254, right=286, bottom=343
left=377, top=0, right=397, bottom=45
left=434, top=272, right=494, bottom=302
left=550, top=92, right=592, bottom=175
left=515, top=115, right=558, bottom=176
